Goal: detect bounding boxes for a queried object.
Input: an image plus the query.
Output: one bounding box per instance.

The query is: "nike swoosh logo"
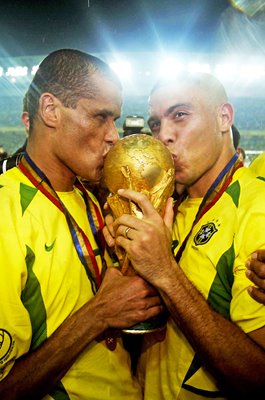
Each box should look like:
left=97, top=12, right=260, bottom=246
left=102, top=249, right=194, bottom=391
left=45, top=239, right=56, bottom=252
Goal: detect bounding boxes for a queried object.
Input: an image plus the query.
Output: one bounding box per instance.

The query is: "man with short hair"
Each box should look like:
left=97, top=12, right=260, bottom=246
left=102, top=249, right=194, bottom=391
left=111, top=72, right=265, bottom=399
left=0, top=49, right=162, bottom=400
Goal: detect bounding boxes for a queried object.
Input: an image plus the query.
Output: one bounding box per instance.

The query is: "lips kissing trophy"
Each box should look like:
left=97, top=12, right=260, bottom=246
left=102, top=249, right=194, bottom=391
left=103, top=134, right=175, bottom=333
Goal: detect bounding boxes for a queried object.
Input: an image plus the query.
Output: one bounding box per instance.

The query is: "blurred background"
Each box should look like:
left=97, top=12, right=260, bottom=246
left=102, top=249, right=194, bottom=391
left=0, top=0, right=265, bottom=164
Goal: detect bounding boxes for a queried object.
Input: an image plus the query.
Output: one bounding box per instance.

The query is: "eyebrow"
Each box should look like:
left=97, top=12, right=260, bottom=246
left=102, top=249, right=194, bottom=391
left=148, top=102, right=194, bottom=125
left=165, top=102, right=193, bottom=116
left=95, top=108, right=121, bottom=120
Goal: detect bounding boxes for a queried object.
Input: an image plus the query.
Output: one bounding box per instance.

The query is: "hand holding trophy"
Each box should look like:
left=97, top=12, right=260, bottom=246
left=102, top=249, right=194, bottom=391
left=103, top=134, right=175, bottom=333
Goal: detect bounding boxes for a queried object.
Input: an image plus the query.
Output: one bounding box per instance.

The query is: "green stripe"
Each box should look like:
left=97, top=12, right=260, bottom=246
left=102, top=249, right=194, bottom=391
left=93, top=248, right=101, bottom=256
left=49, top=381, right=70, bottom=400
left=172, top=239, right=179, bottom=251
left=20, top=183, right=38, bottom=215
left=182, top=383, right=223, bottom=398
left=208, top=243, right=235, bottom=320
left=21, top=245, right=47, bottom=350
left=225, top=181, right=240, bottom=208
left=182, top=354, right=224, bottom=398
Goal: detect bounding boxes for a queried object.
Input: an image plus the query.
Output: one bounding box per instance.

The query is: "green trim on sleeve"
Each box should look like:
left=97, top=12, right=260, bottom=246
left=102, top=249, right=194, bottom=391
left=207, top=243, right=235, bottom=320
left=21, top=245, right=47, bottom=350
left=225, top=181, right=240, bottom=208
left=49, top=381, right=71, bottom=400
left=20, top=183, right=38, bottom=215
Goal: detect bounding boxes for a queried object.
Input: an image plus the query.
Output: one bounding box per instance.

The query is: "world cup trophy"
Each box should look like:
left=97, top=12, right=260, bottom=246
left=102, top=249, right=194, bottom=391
left=103, top=134, right=175, bottom=333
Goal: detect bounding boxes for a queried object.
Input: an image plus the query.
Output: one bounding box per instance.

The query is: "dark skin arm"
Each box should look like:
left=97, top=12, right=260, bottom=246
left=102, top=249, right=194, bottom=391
left=113, top=189, right=265, bottom=399
left=246, top=250, right=265, bottom=305
left=0, top=267, right=162, bottom=400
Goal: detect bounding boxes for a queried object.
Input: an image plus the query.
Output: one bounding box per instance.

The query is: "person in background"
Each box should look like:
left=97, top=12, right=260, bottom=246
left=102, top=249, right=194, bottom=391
left=107, top=72, right=265, bottom=399
left=248, top=150, right=265, bottom=178
left=231, top=124, right=240, bottom=149
left=231, top=124, right=246, bottom=164
left=0, top=92, right=29, bottom=174
left=0, top=49, right=162, bottom=400
left=122, top=115, right=146, bottom=137
left=0, top=144, right=8, bottom=160
left=237, top=146, right=246, bottom=164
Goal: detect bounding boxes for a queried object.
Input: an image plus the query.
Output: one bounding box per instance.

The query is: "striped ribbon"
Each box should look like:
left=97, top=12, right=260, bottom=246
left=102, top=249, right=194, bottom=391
left=19, top=152, right=105, bottom=294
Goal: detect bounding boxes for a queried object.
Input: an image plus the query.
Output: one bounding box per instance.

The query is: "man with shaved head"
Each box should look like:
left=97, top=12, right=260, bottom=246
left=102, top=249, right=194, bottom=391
left=111, top=72, right=265, bottom=399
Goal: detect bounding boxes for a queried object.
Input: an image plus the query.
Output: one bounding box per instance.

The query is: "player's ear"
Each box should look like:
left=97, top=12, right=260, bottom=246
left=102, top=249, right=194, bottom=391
left=219, top=102, right=234, bottom=132
left=21, top=112, right=30, bottom=133
left=39, top=93, right=61, bottom=128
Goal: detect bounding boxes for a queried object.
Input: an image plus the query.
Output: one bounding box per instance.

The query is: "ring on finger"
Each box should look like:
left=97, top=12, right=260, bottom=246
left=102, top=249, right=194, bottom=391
left=124, top=227, right=131, bottom=239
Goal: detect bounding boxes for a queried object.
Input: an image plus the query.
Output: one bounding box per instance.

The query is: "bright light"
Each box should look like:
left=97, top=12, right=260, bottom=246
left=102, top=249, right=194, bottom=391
left=214, top=64, right=237, bottom=82
left=239, top=65, right=265, bottom=81
left=6, top=66, right=28, bottom=77
left=187, top=62, right=211, bottom=74
left=109, top=61, right=132, bottom=81
left=31, top=65, right=39, bottom=75
left=158, top=58, right=184, bottom=78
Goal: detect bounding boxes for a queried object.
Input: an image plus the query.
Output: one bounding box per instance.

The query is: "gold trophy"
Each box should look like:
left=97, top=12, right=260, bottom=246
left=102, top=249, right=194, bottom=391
left=103, top=134, right=175, bottom=333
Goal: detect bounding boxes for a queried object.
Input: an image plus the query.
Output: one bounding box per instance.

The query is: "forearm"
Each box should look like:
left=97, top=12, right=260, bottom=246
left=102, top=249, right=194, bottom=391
left=157, top=261, right=265, bottom=397
left=0, top=297, right=107, bottom=400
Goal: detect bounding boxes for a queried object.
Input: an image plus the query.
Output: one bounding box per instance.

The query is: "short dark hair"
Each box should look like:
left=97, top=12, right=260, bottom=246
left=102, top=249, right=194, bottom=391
left=22, top=91, right=28, bottom=113
left=27, top=48, right=121, bottom=128
left=231, top=124, right=241, bottom=149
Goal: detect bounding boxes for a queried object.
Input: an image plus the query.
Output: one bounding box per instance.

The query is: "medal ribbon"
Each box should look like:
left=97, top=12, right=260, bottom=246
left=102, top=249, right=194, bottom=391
left=174, top=153, right=243, bottom=263
left=19, top=152, right=105, bottom=294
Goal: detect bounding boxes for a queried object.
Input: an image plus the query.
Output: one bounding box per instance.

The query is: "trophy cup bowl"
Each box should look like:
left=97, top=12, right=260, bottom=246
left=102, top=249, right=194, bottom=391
left=103, top=134, right=175, bottom=333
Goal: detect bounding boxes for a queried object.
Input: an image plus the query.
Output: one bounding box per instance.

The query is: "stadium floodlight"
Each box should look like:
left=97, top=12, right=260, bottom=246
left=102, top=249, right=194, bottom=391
left=109, top=61, right=132, bottom=81
left=158, top=58, right=184, bottom=78
left=214, top=63, right=237, bottom=82
left=187, top=63, right=211, bottom=74
left=6, top=66, right=28, bottom=77
left=31, top=65, right=39, bottom=75
left=0, top=67, right=3, bottom=77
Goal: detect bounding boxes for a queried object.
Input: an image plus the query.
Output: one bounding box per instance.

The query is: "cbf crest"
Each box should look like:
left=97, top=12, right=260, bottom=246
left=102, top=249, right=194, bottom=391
left=194, top=222, right=218, bottom=245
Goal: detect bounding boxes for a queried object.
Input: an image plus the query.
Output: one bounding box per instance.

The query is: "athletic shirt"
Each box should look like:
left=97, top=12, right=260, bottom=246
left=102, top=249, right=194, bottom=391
left=249, top=151, right=265, bottom=179
left=0, top=167, right=142, bottom=400
left=138, top=166, right=265, bottom=400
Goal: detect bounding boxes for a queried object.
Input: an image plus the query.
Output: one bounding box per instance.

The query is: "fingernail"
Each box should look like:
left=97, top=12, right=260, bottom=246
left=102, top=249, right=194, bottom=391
left=251, top=253, right=258, bottom=259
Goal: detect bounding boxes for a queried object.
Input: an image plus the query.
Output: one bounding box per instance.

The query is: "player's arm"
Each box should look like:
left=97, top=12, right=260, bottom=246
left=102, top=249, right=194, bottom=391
left=113, top=189, right=265, bottom=398
left=0, top=267, right=162, bottom=400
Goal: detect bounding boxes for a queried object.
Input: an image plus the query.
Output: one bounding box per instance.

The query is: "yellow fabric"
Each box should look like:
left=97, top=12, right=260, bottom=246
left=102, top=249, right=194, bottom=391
left=0, top=167, right=141, bottom=400
left=249, top=151, right=265, bottom=178
left=138, top=166, right=265, bottom=400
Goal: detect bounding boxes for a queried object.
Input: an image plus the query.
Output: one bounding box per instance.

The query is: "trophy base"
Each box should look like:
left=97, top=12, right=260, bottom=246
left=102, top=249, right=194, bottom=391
left=122, top=313, right=168, bottom=334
